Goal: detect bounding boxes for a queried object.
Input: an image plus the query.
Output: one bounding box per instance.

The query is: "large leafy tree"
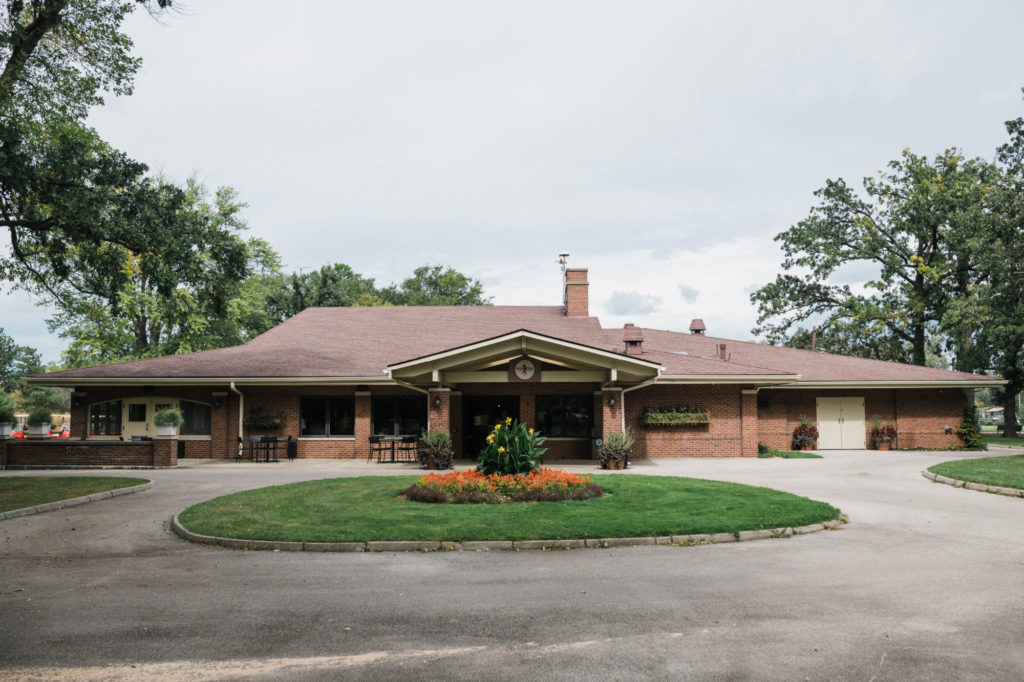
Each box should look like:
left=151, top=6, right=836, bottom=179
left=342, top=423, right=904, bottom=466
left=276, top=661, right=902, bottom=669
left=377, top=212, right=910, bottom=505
left=751, top=149, right=999, bottom=369
left=47, top=179, right=280, bottom=367
left=1, top=0, right=172, bottom=295
left=264, top=264, right=384, bottom=322
left=381, top=265, right=491, bottom=306
left=0, top=326, right=43, bottom=393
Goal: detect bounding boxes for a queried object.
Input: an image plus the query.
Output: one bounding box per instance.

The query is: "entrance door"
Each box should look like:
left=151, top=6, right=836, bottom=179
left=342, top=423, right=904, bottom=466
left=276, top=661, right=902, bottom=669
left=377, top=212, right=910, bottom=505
left=815, top=397, right=865, bottom=449
left=463, top=396, right=519, bottom=459
left=123, top=399, right=151, bottom=440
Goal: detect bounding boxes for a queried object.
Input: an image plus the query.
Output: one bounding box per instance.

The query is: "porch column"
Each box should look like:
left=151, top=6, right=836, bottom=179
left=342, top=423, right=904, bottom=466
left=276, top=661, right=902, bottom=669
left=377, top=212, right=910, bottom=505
left=601, top=388, right=623, bottom=438
left=741, top=389, right=758, bottom=457
left=428, top=388, right=451, bottom=436
left=355, top=391, right=371, bottom=457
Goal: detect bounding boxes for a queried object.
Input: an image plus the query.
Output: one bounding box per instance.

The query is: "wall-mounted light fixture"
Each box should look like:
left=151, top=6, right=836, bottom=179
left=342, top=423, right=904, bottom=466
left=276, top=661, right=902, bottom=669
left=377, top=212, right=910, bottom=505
left=433, top=397, right=442, bottom=408
left=608, top=397, right=616, bottom=407
left=73, top=400, right=80, bottom=408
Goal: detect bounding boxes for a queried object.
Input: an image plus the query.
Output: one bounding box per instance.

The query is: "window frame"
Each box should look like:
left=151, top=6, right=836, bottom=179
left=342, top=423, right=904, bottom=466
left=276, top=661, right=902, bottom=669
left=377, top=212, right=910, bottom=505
left=534, top=394, right=594, bottom=439
left=88, top=400, right=123, bottom=437
left=299, top=396, right=356, bottom=438
left=371, top=396, right=427, bottom=437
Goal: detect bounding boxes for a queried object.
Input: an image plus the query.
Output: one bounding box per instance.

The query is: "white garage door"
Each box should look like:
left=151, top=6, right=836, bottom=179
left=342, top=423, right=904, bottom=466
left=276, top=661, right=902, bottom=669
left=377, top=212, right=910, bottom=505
left=815, top=397, right=865, bottom=449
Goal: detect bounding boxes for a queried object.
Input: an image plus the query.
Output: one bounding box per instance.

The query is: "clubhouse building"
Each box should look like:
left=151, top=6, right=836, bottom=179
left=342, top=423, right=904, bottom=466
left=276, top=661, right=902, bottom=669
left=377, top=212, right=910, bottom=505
left=9, top=267, right=1001, bottom=467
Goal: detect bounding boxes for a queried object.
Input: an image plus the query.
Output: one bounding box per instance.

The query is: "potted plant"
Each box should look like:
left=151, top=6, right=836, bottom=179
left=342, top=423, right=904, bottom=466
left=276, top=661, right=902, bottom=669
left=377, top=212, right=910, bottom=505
left=154, top=407, right=184, bottom=437
left=418, top=429, right=454, bottom=470
left=870, top=418, right=897, bottom=450
left=243, top=407, right=285, bottom=433
left=0, top=392, right=15, bottom=437
left=791, top=418, right=819, bottom=451
left=26, top=407, right=53, bottom=437
left=599, top=429, right=636, bottom=470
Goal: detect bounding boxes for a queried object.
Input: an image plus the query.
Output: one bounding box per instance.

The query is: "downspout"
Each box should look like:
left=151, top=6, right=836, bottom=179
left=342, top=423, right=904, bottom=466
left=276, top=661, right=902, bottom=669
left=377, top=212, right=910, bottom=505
left=230, top=382, right=243, bottom=457
left=619, top=377, right=659, bottom=432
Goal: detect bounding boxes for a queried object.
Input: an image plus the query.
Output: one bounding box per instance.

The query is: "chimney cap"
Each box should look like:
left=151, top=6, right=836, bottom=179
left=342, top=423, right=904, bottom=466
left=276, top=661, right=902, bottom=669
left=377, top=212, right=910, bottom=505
left=689, top=318, right=706, bottom=333
left=623, top=323, right=644, bottom=342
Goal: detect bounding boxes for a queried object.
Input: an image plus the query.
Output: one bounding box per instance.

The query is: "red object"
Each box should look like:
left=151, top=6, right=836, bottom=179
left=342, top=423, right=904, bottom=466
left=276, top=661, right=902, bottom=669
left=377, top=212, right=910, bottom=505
left=10, top=429, right=25, bottom=439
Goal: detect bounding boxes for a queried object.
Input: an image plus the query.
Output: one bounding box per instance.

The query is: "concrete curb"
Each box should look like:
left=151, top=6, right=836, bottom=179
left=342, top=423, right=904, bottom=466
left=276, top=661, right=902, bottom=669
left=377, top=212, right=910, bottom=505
left=921, top=470, right=1024, bottom=498
left=169, top=514, right=846, bottom=553
left=0, top=482, right=153, bottom=521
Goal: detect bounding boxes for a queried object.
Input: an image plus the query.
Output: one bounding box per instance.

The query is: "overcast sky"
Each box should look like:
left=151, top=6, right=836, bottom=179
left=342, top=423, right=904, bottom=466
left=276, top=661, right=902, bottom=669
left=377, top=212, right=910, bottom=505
left=5, top=0, right=1024, bottom=363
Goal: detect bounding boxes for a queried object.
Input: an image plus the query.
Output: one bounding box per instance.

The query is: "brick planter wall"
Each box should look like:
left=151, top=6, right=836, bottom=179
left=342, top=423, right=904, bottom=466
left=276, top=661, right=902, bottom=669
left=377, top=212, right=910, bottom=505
left=1, top=438, right=177, bottom=468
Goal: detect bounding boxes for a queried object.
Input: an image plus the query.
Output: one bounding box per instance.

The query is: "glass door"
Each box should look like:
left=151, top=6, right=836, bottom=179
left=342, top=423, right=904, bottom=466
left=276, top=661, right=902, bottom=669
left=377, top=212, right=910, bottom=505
left=462, top=395, right=519, bottom=459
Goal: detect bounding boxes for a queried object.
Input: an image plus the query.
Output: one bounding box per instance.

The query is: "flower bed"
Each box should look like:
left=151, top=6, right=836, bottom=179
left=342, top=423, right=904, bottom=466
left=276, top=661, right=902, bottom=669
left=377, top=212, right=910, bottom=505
left=405, top=467, right=603, bottom=504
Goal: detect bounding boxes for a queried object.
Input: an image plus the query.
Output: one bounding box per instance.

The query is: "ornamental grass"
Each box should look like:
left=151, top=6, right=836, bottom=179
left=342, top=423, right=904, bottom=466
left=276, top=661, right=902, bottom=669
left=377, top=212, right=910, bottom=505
left=406, top=467, right=603, bottom=504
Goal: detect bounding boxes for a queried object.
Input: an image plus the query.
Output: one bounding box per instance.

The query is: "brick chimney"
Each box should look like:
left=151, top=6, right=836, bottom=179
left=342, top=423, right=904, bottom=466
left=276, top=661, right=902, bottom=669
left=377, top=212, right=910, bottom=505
left=718, top=343, right=728, bottom=360
left=623, top=323, right=644, bottom=355
left=563, top=268, right=589, bottom=317
left=689, top=319, right=706, bottom=334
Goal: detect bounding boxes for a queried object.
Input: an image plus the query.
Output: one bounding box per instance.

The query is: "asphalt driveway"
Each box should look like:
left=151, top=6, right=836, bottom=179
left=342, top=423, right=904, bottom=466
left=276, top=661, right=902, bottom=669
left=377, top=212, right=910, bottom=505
left=1, top=449, right=1022, bottom=681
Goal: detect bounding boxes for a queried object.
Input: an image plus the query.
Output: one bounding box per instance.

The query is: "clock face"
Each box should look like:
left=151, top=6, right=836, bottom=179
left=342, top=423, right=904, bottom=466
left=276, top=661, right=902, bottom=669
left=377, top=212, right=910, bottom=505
left=514, top=359, right=536, bottom=380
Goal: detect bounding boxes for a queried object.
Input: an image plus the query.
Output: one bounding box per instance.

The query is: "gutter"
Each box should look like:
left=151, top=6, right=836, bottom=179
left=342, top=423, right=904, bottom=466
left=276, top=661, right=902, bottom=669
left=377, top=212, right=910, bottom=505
left=619, top=378, right=659, bottom=432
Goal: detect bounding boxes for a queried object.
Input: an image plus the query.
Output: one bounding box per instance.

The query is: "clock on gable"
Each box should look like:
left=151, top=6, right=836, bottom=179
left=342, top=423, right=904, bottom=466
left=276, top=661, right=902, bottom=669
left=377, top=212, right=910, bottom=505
left=509, top=357, right=540, bottom=382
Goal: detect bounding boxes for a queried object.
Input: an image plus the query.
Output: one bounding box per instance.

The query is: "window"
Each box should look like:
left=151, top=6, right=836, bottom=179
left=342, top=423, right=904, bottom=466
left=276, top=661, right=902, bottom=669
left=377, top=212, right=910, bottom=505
left=89, top=401, right=122, bottom=436
left=128, top=403, right=147, bottom=422
left=535, top=395, right=593, bottom=438
left=300, top=397, right=355, bottom=437
left=180, top=401, right=212, bottom=436
left=371, top=396, right=426, bottom=436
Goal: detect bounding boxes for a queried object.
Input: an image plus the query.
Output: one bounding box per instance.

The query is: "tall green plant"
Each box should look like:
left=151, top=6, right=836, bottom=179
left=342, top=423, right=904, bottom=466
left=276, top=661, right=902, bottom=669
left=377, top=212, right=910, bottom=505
left=476, top=418, right=547, bottom=475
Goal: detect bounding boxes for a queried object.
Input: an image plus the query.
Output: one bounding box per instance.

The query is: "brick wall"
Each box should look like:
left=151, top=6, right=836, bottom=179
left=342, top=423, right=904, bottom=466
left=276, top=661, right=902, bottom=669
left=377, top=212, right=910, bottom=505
left=756, top=388, right=966, bottom=450
left=564, top=268, right=589, bottom=317
left=1, top=438, right=177, bottom=468
left=624, top=384, right=753, bottom=457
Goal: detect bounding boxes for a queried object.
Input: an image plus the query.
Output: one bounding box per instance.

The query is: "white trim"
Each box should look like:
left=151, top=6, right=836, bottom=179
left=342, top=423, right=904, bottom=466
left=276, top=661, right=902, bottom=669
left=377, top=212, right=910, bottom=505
left=27, top=376, right=394, bottom=387
left=298, top=436, right=355, bottom=441
left=387, top=330, right=664, bottom=372
left=656, top=374, right=800, bottom=384
left=770, top=380, right=1004, bottom=389
left=177, top=435, right=212, bottom=441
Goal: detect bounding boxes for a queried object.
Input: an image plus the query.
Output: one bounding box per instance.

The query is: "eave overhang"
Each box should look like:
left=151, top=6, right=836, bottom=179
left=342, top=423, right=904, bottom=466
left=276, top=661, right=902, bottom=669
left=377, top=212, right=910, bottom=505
left=656, top=374, right=801, bottom=385
left=24, top=376, right=395, bottom=388
left=771, top=379, right=1007, bottom=389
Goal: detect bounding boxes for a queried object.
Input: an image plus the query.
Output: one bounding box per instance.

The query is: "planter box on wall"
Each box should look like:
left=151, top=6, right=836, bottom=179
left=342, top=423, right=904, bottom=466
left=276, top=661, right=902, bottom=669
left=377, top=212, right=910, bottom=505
left=641, top=411, right=711, bottom=427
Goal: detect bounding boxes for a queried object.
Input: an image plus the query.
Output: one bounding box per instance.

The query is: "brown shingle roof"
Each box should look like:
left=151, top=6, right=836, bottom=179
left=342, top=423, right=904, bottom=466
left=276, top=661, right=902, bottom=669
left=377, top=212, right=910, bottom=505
left=35, top=305, right=1000, bottom=384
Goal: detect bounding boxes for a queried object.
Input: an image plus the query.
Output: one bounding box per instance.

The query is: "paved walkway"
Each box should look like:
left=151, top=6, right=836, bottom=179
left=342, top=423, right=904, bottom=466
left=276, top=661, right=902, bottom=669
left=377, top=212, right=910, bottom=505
left=1, top=451, right=1022, bottom=680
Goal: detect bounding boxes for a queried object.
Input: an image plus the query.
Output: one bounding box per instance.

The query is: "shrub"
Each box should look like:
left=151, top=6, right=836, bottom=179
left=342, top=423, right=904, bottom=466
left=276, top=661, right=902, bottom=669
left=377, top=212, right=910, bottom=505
left=792, top=417, right=819, bottom=449
left=0, top=392, right=16, bottom=424
left=26, top=407, right=53, bottom=427
left=477, top=418, right=547, bottom=475
left=599, top=429, right=635, bottom=469
left=641, top=405, right=710, bottom=426
left=154, top=407, right=184, bottom=427
left=757, top=442, right=771, bottom=455
left=418, top=429, right=454, bottom=469
left=957, top=408, right=985, bottom=450
left=243, top=407, right=285, bottom=430
left=407, top=468, right=602, bottom=504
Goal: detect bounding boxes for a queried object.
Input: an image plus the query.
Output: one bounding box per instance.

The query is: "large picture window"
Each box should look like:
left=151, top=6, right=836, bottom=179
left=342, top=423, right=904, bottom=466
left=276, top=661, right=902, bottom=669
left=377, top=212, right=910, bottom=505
left=180, top=401, right=212, bottom=436
left=372, top=396, right=426, bottom=436
left=535, top=395, right=593, bottom=438
left=89, top=401, right=122, bottom=436
left=300, top=397, right=355, bottom=437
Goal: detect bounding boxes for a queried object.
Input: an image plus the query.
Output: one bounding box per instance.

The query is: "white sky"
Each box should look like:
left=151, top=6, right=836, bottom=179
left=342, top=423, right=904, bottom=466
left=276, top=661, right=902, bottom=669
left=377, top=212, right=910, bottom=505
left=4, top=0, right=1024, bottom=362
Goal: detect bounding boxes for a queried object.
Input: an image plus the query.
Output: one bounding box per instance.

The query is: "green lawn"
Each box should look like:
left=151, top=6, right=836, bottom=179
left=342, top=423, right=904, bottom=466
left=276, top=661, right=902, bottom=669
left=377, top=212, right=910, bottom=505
left=758, top=450, right=823, bottom=459
left=0, top=476, right=148, bottom=513
left=928, top=455, right=1024, bottom=490
left=177, top=475, right=841, bottom=542
left=983, top=434, right=1024, bottom=447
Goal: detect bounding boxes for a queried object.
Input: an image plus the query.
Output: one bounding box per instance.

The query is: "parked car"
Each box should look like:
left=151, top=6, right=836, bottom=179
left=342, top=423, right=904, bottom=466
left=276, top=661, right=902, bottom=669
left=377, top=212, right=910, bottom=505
left=10, top=426, right=25, bottom=439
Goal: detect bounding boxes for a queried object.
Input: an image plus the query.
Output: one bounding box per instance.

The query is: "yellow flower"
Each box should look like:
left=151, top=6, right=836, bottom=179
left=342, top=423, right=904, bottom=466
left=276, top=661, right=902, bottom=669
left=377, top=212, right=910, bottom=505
left=498, top=447, right=506, bottom=453
left=494, top=424, right=501, bottom=431
left=505, top=417, right=512, bottom=425
left=486, top=435, right=494, bottom=444
left=528, top=428, right=534, bottom=435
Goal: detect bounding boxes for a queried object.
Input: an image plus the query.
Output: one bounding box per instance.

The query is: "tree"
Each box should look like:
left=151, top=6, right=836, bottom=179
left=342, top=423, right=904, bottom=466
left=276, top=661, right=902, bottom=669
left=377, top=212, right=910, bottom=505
left=1, top=0, right=172, bottom=296
left=381, top=265, right=491, bottom=306
left=0, top=327, right=43, bottom=393
left=264, top=264, right=383, bottom=322
left=751, top=149, right=999, bottom=369
left=44, top=179, right=280, bottom=367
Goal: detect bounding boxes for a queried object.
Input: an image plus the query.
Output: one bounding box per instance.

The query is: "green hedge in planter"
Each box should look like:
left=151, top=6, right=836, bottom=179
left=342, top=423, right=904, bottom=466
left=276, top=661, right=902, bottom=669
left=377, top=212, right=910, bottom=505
left=244, top=407, right=285, bottom=430
left=641, top=406, right=710, bottom=426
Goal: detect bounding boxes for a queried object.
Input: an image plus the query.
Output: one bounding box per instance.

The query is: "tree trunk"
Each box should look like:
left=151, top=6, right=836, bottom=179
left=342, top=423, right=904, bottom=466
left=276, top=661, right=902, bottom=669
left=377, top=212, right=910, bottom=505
left=1003, top=381, right=1021, bottom=439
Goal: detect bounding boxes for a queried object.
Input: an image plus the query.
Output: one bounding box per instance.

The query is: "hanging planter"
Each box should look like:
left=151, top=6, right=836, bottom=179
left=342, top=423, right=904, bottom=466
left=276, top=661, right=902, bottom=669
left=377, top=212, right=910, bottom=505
left=641, top=406, right=710, bottom=427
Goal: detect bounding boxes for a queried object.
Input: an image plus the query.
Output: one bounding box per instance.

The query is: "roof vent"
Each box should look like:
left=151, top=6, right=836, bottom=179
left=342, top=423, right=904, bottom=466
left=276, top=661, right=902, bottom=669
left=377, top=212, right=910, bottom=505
left=623, top=323, right=644, bottom=355
left=689, top=319, right=706, bottom=335
left=718, top=343, right=727, bottom=361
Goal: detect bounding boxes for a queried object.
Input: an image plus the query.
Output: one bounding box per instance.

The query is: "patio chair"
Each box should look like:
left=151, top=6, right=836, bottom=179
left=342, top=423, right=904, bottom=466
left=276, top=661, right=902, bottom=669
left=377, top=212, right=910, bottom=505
left=368, top=435, right=389, bottom=463
left=396, top=435, right=418, bottom=463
